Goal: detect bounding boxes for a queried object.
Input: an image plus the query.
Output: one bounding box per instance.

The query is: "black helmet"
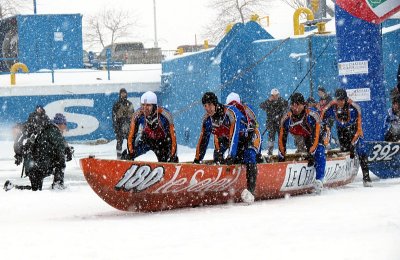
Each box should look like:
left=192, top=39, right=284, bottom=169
left=335, top=88, right=348, bottom=101
left=290, top=93, right=305, bottom=104
left=202, top=92, right=218, bottom=105
left=306, top=97, right=316, bottom=104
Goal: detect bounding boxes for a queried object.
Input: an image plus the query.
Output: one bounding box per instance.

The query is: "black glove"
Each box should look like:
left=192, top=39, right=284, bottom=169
left=65, top=146, right=74, bottom=162
left=193, top=159, right=201, bottom=164
left=349, top=145, right=355, bottom=159
left=306, top=154, right=315, bottom=167
left=167, top=156, right=178, bottom=163
left=225, top=157, right=235, bottom=165
left=214, top=151, right=224, bottom=164
left=14, top=153, right=23, bottom=165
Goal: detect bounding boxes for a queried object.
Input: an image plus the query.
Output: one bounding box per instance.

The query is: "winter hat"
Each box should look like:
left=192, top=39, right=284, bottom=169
left=202, top=92, right=218, bottom=105
left=141, top=91, right=157, bottom=104
left=290, top=93, right=305, bottom=104
left=392, top=96, right=400, bottom=105
left=226, top=92, right=241, bottom=104
left=271, top=88, right=279, bottom=95
left=335, top=88, right=348, bottom=101
left=53, top=113, right=67, bottom=125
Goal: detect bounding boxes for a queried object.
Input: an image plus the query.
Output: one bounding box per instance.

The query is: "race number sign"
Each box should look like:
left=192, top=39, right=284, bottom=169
left=336, top=0, right=400, bottom=24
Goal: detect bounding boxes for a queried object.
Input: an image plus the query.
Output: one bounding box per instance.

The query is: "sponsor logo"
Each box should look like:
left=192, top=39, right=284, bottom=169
left=115, top=165, right=164, bottom=192
left=281, top=157, right=356, bottom=191
left=153, top=165, right=242, bottom=193
left=114, top=164, right=243, bottom=193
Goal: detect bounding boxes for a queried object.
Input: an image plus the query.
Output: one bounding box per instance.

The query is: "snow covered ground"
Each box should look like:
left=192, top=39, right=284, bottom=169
left=0, top=139, right=399, bottom=260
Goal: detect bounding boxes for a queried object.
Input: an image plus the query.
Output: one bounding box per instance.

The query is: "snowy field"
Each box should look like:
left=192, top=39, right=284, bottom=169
left=0, top=140, right=399, bottom=260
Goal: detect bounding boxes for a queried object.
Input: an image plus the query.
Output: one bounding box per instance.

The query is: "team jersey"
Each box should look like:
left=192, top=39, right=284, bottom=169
left=279, top=108, right=322, bottom=157
left=321, top=99, right=363, bottom=145
left=195, top=104, right=246, bottom=161
left=128, top=106, right=177, bottom=159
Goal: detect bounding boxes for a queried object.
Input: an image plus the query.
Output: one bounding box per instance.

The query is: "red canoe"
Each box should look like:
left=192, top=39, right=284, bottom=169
left=80, top=152, right=359, bottom=212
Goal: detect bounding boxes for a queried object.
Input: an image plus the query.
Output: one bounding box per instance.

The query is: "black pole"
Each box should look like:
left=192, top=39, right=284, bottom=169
left=33, top=0, right=37, bottom=14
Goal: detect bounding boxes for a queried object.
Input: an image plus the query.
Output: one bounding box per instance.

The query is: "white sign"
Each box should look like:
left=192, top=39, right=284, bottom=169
left=280, top=157, right=357, bottom=191
left=54, top=32, right=64, bottom=41
left=338, top=60, right=369, bottom=75
left=346, top=88, right=371, bottom=102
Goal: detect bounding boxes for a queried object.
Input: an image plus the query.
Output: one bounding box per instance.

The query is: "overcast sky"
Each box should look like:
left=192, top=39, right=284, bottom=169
left=20, top=0, right=216, bottom=51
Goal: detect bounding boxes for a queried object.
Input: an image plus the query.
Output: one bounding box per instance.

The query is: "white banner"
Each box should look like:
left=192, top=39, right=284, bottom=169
left=338, top=61, right=369, bottom=76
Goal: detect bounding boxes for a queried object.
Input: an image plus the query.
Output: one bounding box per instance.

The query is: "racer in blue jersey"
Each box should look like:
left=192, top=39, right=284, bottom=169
left=279, top=93, right=326, bottom=194
left=321, top=88, right=372, bottom=187
left=126, top=91, right=178, bottom=163
left=194, top=92, right=261, bottom=203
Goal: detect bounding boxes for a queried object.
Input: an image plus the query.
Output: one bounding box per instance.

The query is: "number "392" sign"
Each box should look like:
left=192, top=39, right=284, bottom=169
left=368, top=143, right=400, bottom=162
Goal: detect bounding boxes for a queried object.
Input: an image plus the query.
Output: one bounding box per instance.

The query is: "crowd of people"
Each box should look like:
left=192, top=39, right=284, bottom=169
left=6, top=75, right=400, bottom=201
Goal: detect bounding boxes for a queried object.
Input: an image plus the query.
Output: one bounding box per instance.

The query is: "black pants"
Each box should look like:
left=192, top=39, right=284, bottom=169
left=133, top=138, right=178, bottom=163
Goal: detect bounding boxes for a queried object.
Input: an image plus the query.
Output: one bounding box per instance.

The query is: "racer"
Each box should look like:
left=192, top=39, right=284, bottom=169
left=321, top=88, right=372, bottom=187
left=278, top=93, right=326, bottom=194
left=194, top=92, right=261, bottom=203
left=126, top=91, right=178, bottom=163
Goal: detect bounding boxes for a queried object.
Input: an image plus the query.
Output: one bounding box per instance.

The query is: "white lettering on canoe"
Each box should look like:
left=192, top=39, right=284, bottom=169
left=114, top=165, right=164, bottom=192
left=153, top=165, right=242, bottom=194
left=281, top=157, right=357, bottom=191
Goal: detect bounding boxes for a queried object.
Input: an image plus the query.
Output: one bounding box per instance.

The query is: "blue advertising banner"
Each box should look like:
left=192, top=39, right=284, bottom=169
left=0, top=83, right=160, bottom=141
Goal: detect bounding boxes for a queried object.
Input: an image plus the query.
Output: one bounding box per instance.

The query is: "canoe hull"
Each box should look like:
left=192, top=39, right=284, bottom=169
left=80, top=155, right=358, bottom=212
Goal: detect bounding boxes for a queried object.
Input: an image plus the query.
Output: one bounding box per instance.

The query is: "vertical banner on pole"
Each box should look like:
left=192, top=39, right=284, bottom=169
left=334, top=1, right=400, bottom=141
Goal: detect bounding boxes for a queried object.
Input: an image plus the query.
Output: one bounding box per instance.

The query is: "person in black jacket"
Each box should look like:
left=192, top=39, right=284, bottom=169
left=5, top=113, right=72, bottom=191
left=259, top=88, right=288, bottom=155
left=112, top=88, right=134, bottom=159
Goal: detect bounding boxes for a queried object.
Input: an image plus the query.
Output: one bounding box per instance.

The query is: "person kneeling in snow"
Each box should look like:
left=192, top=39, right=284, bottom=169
left=194, top=92, right=260, bottom=203
left=5, top=113, right=73, bottom=191
left=125, top=91, right=178, bottom=162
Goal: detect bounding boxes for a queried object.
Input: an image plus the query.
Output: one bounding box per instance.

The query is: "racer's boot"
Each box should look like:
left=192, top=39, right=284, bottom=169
left=360, top=156, right=373, bottom=187
left=3, top=180, right=14, bottom=191
left=241, top=164, right=257, bottom=203
left=313, top=179, right=323, bottom=195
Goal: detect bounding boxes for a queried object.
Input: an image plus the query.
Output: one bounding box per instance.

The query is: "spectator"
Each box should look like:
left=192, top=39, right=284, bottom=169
left=112, top=88, right=134, bottom=159
left=317, top=87, right=332, bottom=111
left=5, top=113, right=72, bottom=191
left=259, top=88, right=288, bottom=155
left=384, top=97, right=400, bottom=142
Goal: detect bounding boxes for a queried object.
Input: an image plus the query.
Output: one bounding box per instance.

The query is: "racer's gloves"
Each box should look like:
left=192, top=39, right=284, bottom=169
left=193, top=159, right=201, bottom=164
left=278, top=152, right=285, bottom=162
left=225, top=157, right=235, bottom=165
left=349, top=145, right=355, bottom=159
left=306, top=154, right=315, bottom=167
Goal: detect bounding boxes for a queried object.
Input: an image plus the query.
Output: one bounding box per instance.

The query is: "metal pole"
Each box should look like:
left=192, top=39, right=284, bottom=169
left=33, top=0, right=37, bottom=14
left=153, top=0, right=158, bottom=48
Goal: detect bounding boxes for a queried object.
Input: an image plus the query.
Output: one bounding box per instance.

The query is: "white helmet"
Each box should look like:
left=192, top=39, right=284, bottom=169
left=270, top=88, right=279, bottom=95
left=141, top=91, right=157, bottom=104
left=226, top=92, right=241, bottom=104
